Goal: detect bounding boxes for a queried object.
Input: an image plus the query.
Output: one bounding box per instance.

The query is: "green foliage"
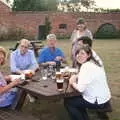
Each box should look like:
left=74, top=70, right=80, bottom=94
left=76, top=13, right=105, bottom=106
left=57, top=34, right=70, bottom=39
left=44, top=17, right=52, bottom=37
left=60, top=0, right=96, bottom=12
left=12, top=0, right=58, bottom=11
left=94, top=8, right=120, bottom=13
left=0, top=28, right=30, bottom=41
left=38, top=17, right=52, bottom=40
left=116, top=30, right=120, bottom=38
left=56, top=32, right=70, bottom=39
left=94, top=24, right=118, bottom=39
left=80, top=0, right=95, bottom=9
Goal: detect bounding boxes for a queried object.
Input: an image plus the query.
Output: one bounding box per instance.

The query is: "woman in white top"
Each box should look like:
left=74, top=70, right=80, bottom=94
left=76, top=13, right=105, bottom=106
left=64, top=45, right=111, bottom=120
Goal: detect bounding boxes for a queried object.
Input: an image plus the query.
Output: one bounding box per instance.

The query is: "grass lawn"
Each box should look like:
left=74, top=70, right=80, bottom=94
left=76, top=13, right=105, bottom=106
left=0, top=39, right=120, bottom=120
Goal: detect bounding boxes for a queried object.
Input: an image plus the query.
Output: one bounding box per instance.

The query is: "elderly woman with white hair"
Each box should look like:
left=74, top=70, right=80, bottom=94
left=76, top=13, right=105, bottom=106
left=38, top=34, right=66, bottom=65
left=10, top=38, right=39, bottom=74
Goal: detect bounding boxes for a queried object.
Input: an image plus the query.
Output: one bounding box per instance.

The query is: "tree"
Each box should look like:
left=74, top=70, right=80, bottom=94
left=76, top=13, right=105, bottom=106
left=44, top=16, right=52, bottom=37
left=58, top=0, right=96, bottom=12
left=12, top=0, right=35, bottom=11
left=80, top=0, right=95, bottom=9
left=6, top=0, right=59, bottom=11
left=6, top=0, right=95, bottom=12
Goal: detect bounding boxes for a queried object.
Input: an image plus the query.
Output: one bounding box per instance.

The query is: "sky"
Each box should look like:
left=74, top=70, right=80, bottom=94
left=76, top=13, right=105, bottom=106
left=95, top=0, right=120, bottom=9
left=1, top=0, right=120, bottom=9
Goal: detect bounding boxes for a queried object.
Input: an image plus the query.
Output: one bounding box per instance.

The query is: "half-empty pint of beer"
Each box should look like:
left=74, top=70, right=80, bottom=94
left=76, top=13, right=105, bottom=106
left=56, top=79, right=64, bottom=91
left=56, top=71, right=61, bottom=79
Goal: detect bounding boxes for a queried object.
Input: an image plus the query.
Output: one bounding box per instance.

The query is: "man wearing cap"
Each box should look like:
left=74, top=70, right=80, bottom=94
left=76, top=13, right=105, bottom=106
left=38, top=34, right=66, bottom=65
left=71, top=18, right=93, bottom=67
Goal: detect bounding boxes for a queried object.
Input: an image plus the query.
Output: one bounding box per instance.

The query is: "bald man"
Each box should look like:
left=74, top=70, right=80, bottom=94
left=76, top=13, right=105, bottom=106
left=10, top=39, right=39, bottom=74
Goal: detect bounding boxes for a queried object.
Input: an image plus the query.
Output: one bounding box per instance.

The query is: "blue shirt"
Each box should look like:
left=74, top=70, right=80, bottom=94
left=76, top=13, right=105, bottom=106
left=0, top=72, right=16, bottom=107
left=38, top=47, right=65, bottom=63
left=10, top=49, right=38, bottom=73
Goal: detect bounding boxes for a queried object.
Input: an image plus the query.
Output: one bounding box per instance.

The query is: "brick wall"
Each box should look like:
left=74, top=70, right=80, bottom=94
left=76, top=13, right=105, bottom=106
left=0, top=1, right=120, bottom=39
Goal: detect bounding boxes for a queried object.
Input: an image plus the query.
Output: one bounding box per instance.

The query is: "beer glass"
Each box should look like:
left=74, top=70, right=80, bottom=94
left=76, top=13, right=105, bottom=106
left=56, top=79, right=64, bottom=91
left=41, top=68, right=48, bottom=80
left=56, top=71, right=61, bottom=79
left=56, top=60, right=61, bottom=72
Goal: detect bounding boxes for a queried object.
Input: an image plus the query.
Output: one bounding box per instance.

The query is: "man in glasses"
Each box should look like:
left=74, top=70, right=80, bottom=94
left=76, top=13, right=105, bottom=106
left=10, top=39, right=39, bottom=74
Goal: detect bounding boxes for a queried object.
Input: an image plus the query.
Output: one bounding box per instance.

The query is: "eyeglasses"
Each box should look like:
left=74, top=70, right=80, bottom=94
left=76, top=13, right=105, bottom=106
left=20, top=45, right=29, bottom=49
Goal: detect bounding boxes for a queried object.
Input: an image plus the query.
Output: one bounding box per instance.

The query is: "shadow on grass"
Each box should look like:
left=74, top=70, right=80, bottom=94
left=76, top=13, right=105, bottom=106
left=22, top=97, right=119, bottom=120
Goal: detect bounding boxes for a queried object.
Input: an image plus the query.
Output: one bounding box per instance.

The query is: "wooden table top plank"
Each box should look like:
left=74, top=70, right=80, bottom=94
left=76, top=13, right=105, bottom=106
left=17, top=70, right=78, bottom=99
left=18, top=80, right=66, bottom=98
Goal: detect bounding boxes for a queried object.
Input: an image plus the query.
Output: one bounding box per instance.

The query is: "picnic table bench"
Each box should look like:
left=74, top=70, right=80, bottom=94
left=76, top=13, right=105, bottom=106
left=9, top=40, right=44, bottom=57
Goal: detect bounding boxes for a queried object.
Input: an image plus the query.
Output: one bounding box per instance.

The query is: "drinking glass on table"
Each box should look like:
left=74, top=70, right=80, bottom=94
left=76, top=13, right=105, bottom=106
left=55, top=60, right=61, bottom=72
left=41, top=67, right=48, bottom=80
left=56, top=78, right=64, bottom=91
left=56, top=71, right=61, bottom=80
left=48, top=65, right=53, bottom=77
left=47, top=65, right=56, bottom=80
left=51, top=65, right=56, bottom=80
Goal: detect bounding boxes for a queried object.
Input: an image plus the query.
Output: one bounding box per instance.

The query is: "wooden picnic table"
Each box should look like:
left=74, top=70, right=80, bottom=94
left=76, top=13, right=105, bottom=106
left=18, top=70, right=75, bottom=98
left=15, top=70, right=79, bottom=110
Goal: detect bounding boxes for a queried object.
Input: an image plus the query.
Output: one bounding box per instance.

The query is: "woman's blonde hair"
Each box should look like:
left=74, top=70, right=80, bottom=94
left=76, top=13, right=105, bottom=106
left=0, top=46, right=6, bottom=57
left=0, top=46, right=7, bottom=65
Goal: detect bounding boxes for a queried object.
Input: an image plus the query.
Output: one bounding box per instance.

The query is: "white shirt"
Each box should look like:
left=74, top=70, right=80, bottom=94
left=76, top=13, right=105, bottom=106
left=92, top=50, right=103, bottom=67
left=76, top=61, right=111, bottom=104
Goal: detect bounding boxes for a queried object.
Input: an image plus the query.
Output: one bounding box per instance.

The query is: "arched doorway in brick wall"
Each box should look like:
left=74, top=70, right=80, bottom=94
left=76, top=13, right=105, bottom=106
left=94, top=23, right=117, bottom=38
